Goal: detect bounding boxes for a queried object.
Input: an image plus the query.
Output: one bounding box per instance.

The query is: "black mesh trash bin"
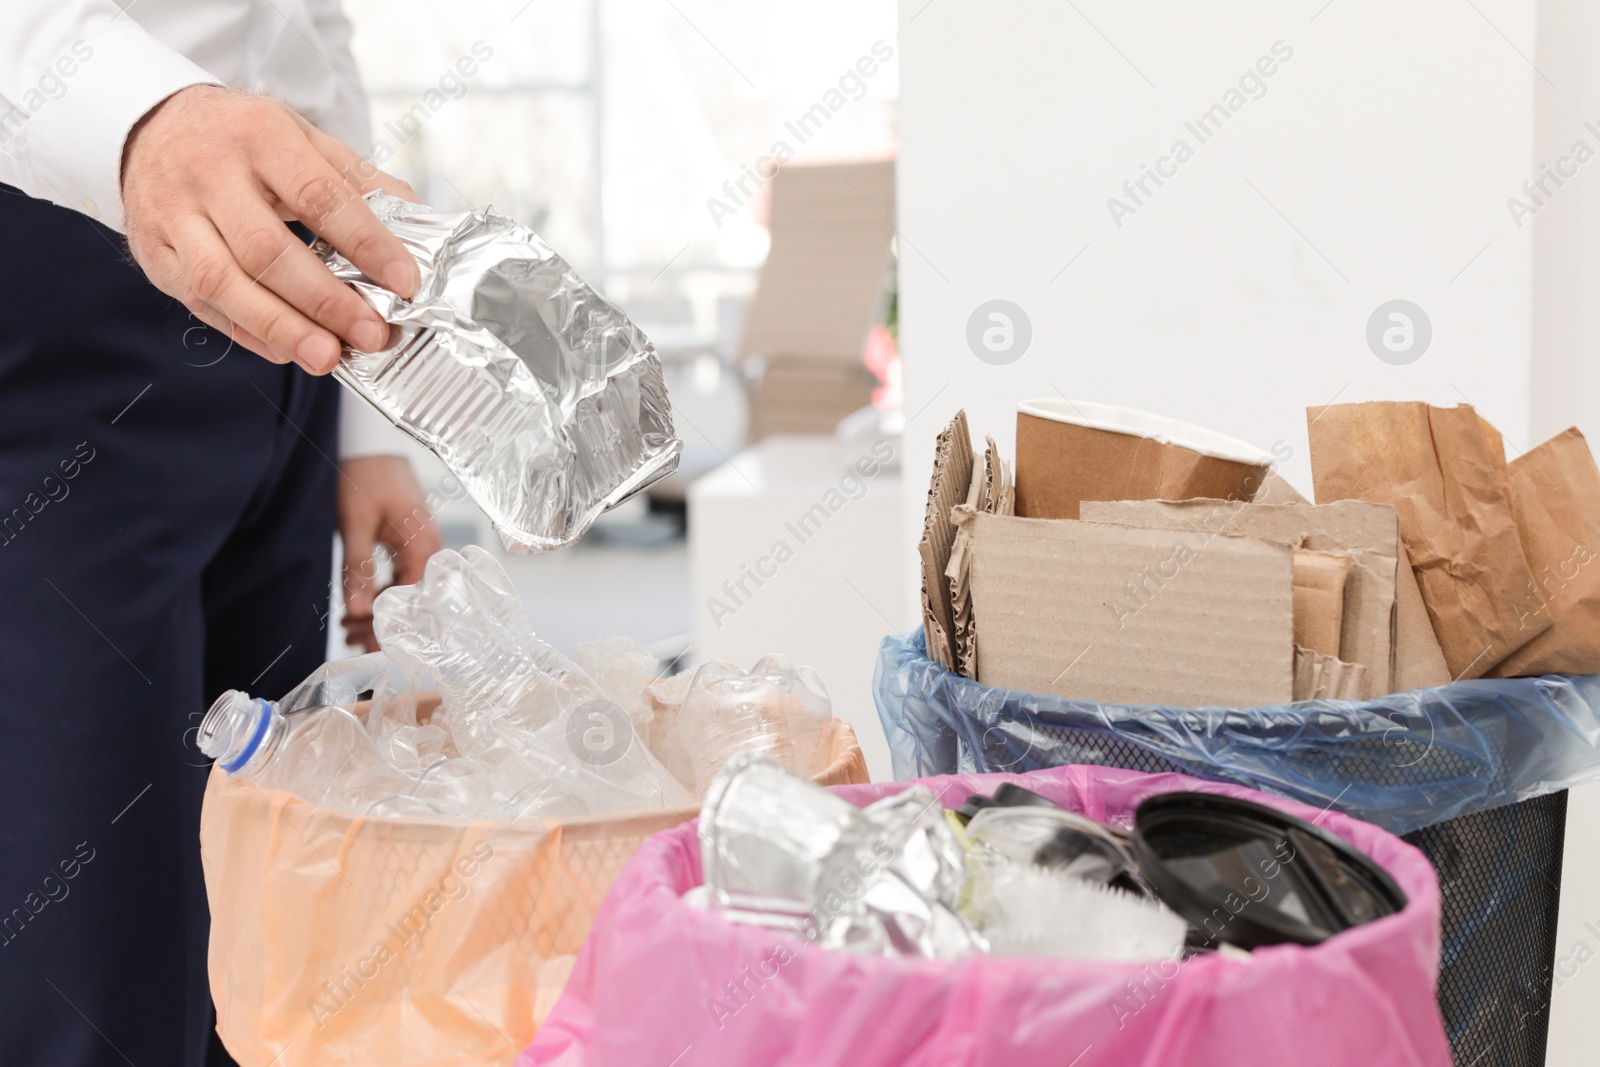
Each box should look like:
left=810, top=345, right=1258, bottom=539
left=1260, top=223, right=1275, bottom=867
left=875, top=632, right=1600, bottom=1067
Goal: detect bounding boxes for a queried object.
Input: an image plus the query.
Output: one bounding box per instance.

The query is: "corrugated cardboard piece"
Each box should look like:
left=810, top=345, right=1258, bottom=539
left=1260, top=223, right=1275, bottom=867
left=1080, top=498, right=1410, bottom=699
left=1015, top=399, right=1273, bottom=519
left=1308, top=402, right=1549, bottom=679
left=918, top=412, right=974, bottom=669
left=966, top=511, right=1295, bottom=708
left=1294, top=647, right=1368, bottom=701
left=946, top=437, right=1013, bottom=678
left=1491, top=427, right=1600, bottom=677
left=1293, top=551, right=1351, bottom=659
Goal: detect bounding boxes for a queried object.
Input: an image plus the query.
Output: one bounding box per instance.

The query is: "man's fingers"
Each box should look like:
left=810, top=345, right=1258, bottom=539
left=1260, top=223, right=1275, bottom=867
left=389, top=518, right=442, bottom=590
left=137, top=241, right=275, bottom=360
left=342, top=612, right=379, bottom=654
left=252, top=132, right=419, bottom=299
left=299, top=119, right=421, bottom=205
left=213, top=197, right=390, bottom=353
left=170, top=218, right=341, bottom=373
left=183, top=300, right=276, bottom=365
left=343, top=527, right=379, bottom=620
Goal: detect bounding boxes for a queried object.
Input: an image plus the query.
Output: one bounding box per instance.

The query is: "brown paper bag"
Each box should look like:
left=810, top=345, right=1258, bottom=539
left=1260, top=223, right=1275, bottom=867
left=1393, top=540, right=1452, bottom=691
left=1308, top=402, right=1548, bottom=678
left=1490, top=428, right=1600, bottom=677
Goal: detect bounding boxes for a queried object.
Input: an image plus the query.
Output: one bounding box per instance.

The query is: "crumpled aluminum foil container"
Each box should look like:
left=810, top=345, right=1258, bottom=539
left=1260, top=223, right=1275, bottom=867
left=697, top=754, right=987, bottom=958
left=316, top=193, right=681, bottom=552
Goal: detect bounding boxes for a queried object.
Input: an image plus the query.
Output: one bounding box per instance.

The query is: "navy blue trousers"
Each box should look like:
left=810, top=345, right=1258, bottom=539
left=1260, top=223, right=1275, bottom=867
left=0, top=186, right=339, bottom=1066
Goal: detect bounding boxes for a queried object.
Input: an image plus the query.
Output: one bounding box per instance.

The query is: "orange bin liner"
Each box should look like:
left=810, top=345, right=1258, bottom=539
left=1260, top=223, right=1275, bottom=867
left=201, top=704, right=868, bottom=1067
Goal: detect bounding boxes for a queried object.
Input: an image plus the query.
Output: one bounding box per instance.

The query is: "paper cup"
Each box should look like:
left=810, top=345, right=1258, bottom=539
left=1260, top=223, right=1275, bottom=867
left=1015, top=399, right=1273, bottom=519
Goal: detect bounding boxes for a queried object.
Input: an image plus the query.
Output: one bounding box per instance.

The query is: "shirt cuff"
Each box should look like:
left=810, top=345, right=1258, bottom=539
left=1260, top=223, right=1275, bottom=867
left=339, top=389, right=413, bottom=460
left=21, top=15, right=220, bottom=231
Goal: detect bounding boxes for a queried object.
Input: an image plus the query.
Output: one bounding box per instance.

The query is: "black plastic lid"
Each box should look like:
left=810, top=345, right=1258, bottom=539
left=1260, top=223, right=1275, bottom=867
left=1130, top=792, right=1406, bottom=950
left=954, top=782, right=1061, bottom=823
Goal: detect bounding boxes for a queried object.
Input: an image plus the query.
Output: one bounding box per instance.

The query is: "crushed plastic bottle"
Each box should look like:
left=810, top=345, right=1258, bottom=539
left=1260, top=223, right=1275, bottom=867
left=372, top=546, right=693, bottom=817
left=677, top=655, right=834, bottom=796
left=198, top=548, right=844, bottom=822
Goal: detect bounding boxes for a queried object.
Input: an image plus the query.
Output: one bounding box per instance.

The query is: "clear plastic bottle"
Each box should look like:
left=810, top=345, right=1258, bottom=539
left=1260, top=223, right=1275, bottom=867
left=197, top=689, right=410, bottom=812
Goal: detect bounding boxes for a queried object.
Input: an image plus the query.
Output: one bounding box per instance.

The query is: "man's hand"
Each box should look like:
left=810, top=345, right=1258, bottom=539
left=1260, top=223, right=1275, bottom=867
left=338, top=456, right=442, bottom=652
left=122, top=85, right=420, bottom=374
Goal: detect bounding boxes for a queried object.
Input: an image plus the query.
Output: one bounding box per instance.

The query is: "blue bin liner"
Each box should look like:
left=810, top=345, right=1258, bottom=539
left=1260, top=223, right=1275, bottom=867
left=874, top=630, right=1600, bottom=837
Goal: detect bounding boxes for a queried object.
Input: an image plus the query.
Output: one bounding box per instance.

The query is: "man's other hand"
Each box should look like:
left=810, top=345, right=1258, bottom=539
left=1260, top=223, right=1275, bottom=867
left=122, top=85, right=420, bottom=374
left=338, top=456, right=442, bottom=652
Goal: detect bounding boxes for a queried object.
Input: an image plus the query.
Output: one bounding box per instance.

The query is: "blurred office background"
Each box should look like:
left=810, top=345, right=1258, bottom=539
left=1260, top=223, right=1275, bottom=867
left=332, top=0, right=904, bottom=733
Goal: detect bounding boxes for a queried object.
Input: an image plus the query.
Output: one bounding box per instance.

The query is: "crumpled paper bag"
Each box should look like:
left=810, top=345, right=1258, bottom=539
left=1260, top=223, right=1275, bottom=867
left=1308, top=402, right=1547, bottom=679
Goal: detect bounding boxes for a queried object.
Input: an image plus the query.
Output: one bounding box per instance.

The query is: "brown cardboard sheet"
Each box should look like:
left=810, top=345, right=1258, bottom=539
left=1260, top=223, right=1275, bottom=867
left=966, top=511, right=1295, bottom=708
left=1293, top=550, right=1351, bottom=659
left=946, top=436, right=1012, bottom=678
left=1080, top=498, right=1406, bottom=698
left=1294, top=647, right=1368, bottom=701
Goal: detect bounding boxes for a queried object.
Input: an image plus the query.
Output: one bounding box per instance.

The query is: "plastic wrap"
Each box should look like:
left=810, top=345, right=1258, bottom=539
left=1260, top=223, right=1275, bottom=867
left=523, top=765, right=1449, bottom=1067
left=317, top=194, right=681, bottom=552
left=875, top=630, right=1600, bottom=837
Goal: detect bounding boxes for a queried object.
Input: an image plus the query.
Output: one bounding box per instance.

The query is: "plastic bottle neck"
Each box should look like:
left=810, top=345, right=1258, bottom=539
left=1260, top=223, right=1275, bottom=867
left=197, top=690, right=288, bottom=777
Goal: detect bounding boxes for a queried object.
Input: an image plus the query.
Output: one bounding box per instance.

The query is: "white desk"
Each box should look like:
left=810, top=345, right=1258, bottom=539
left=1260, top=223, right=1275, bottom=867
left=689, top=435, right=909, bottom=782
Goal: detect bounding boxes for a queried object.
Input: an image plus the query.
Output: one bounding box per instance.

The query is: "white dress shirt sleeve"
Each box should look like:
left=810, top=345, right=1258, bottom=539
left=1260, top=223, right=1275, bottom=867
left=0, top=3, right=222, bottom=231
left=301, top=0, right=373, bottom=153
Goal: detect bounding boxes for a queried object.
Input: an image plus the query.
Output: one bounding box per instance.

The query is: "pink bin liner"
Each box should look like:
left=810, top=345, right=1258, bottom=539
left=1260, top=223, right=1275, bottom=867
left=522, top=765, right=1450, bottom=1067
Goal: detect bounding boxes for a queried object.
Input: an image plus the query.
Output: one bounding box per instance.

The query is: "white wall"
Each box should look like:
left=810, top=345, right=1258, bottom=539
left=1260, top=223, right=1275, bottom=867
left=896, top=0, right=1537, bottom=582
left=897, top=3, right=1600, bottom=1061
left=1532, top=4, right=1600, bottom=1059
